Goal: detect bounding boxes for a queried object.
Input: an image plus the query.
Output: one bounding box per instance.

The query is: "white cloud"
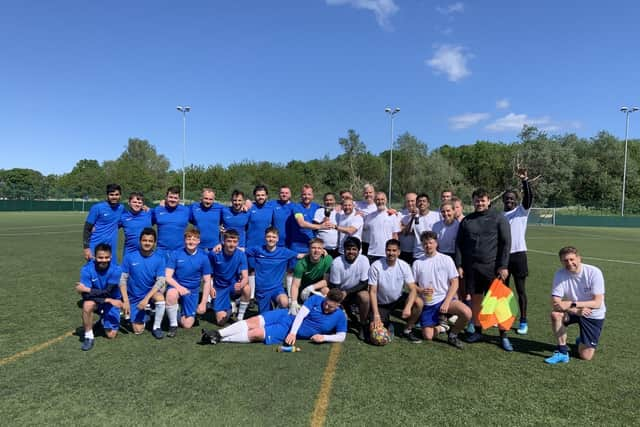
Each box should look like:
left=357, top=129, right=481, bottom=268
left=326, top=0, right=399, bottom=29
left=496, top=98, right=510, bottom=109
left=485, top=113, right=552, bottom=132
left=449, top=112, right=491, bottom=130
left=436, top=2, right=464, bottom=15
left=426, top=45, right=471, bottom=82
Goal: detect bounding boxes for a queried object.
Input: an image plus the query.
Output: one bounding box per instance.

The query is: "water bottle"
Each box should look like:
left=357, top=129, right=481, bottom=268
left=276, top=345, right=301, bottom=352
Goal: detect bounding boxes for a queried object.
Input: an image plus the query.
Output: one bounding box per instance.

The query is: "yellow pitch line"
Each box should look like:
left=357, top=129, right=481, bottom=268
left=310, top=343, right=342, bottom=427
left=0, top=331, right=74, bottom=367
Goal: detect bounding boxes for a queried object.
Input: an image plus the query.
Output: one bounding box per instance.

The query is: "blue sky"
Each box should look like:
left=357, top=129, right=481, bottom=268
left=2, top=1, right=639, bottom=175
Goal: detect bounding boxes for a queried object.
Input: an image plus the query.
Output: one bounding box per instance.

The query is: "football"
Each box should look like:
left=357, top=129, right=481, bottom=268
left=369, top=324, right=391, bottom=346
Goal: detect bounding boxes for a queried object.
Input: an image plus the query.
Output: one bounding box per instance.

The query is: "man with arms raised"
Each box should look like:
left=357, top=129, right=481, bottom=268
left=329, top=236, right=370, bottom=340
left=209, top=229, right=250, bottom=324
left=119, top=228, right=167, bottom=339
left=545, top=246, right=606, bottom=364
left=369, top=239, right=423, bottom=343
left=83, top=183, right=124, bottom=260
left=164, top=228, right=212, bottom=337
left=503, top=168, right=533, bottom=335
left=412, top=231, right=470, bottom=349
left=75, top=243, right=123, bottom=351
left=455, top=188, right=512, bottom=351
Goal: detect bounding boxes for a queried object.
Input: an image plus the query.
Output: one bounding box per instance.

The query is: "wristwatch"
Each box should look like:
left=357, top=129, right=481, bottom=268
left=570, top=302, right=577, bottom=308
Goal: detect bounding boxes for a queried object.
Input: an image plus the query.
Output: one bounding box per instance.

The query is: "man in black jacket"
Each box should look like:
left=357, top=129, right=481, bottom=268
left=455, top=188, right=513, bottom=351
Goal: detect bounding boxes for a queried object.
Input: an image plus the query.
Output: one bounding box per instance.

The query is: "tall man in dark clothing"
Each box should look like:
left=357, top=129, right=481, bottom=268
left=455, top=188, right=513, bottom=351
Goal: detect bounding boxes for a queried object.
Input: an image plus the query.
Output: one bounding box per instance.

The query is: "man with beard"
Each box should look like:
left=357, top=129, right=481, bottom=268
left=83, top=183, right=124, bottom=260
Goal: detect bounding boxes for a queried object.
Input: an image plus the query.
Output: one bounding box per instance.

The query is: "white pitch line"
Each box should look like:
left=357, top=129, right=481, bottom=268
left=528, top=249, right=640, bottom=266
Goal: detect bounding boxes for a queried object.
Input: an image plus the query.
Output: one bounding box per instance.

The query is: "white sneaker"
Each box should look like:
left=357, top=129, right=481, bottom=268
left=448, top=315, right=459, bottom=325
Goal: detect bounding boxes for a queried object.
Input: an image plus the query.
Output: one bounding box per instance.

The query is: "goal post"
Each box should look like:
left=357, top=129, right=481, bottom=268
left=529, top=207, right=556, bottom=226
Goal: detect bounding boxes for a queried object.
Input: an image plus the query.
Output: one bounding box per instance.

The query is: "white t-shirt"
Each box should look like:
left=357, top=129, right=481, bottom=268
left=431, top=219, right=460, bottom=255
left=412, top=211, right=441, bottom=257
left=412, top=253, right=459, bottom=306
left=399, top=211, right=417, bottom=253
left=368, top=258, right=414, bottom=305
left=504, top=205, right=529, bottom=253
left=355, top=201, right=377, bottom=243
left=335, top=211, right=364, bottom=254
left=552, top=263, right=606, bottom=319
left=329, top=254, right=370, bottom=291
left=313, top=207, right=338, bottom=250
left=364, top=210, right=401, bottom=257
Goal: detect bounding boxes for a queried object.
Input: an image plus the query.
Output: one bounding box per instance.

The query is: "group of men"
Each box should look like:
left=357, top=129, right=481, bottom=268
left=76, top=178, right=606, bottom=364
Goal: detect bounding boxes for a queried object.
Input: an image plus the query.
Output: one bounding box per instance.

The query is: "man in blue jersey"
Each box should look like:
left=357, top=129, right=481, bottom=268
left=288, top=184, right=325, bottom=253
left=189, top=187, right=224, bottom=253
left=246, top=185, right=275, bottom=299
left=164, top=228, right=213, bottom=337
left=272, top=186, right=293, bottom=247
left=221, top=190, right=251, bottom=249
left=75, top=243, right=123, bottom=351
left=83, top=183, right=124, bottom=260
left=152, top=186, right=190, bottom=259
left=209, top=230, right=250, bottom=325
left=119, top=228, right=167, bottom=338
left=245, top=226, right=304, bottom=313
left=119, top=191, right=152, bottom=259
left=201, top=288, right=347, bottom=345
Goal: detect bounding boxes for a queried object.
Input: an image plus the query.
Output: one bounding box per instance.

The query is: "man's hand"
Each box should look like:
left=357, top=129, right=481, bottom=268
left=310, top=334, right=325, bottom=343
left=233, top=281, right=243, bottom=293
left=197, top=302, right=207, bottom=315
left=497, top=268, right=509, bottom=281
left=371, top=316, right=382, bottom=329
left=580, top=307, right=592, bottom=317
left=83, top=248, right=92, bottom=261
left=517, top=167, right=528, bottom=180
left=285, top=333, right=296, bottom=346
left=440, top=300, right=450, bottom=314
left=210, top=287, right=217, bottom=299
left=137, top=299, right=149, bottom=311
left=123, top=301, right=131, bottom=317
left=213, top=244, right=222, bottom=253
left=106, top=298, right=123, bottom=309
left=401, top=307, right=411, bottom=319
left=176, top=285, right=191, bottom=296
left=457, top=267, right=464, bottom=279
left=75, top=282, right=88, bottom=294
left=553, top=300, right=572, bottom=312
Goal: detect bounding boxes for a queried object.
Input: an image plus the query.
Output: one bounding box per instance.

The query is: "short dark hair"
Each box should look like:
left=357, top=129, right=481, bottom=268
left=326, top=288, right=345, bottom=303
left=385, top=239, right=401, bottom=250
left=140, top=227, right=157, bottom=241
left=343, top=236, right=361, bottom=251
left=106, top=184, right=121, bottom=194
left=94, top=243, right=112, bottom=254
left=223, top=229, right=240, bottom=240
left=558, top=246, right=579, bottom=258
left=166, top=186, right=181, bottom=196
left=231, top=189, right=245, bottom=199
left=472, top=188, right=490, bottom=199
left=417, top=193, right=430, bottom=202
left=420, top=231, right=438, bottom=243
left=265, top=226, right=279, bottom=235
left=253, top=185, right=268, bottom=196
left=128, top=191, right=144, bottom=201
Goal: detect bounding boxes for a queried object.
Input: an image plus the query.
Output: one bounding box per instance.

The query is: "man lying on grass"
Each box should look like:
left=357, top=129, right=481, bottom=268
left=200, top=288, right=347, bottom=346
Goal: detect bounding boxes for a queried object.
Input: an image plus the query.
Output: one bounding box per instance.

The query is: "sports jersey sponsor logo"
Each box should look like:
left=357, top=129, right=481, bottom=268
left=132, top=262, right=140, bottom=266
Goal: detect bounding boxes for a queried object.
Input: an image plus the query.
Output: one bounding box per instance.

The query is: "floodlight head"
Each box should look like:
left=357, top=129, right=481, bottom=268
left=184, top=106, right=191, bottom=112
left=621, top=106, right=629, bottom=113
left=385, top=107, right=391, bottom=113
left=394, top=107, right=401, bottom=113
left=177, top=106, right=183, bottom=111
left=632, top=107, right=639, bottom=112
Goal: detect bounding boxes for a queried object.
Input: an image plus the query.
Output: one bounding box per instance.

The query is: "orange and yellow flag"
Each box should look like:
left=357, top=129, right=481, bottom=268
left=479, top=278, right=520, bottom=331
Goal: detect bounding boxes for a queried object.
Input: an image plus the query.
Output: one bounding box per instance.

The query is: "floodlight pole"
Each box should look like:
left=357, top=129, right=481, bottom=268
left=385, top=107, right=400, bottom=203
left=620, top=106, right=638, bottom=216
left=177, top=105, right=191, bottom=201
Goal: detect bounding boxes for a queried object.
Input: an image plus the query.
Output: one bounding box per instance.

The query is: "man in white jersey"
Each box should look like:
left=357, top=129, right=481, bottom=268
left=409, top=193, right=441, bottom=261
left=363, top=192, right=401, bottom=263
left=329, top=236, right=371, bottom=341
left=503, top=168, right=533, bottom=335
left=411, top=231, right=470, bottom=349
left=399, top=192, right=418, bottom=264
left=335, top=198, right=363, bottom=254
left=544, top=246, right=606, bottom=364
left=355, top=184, right=377, bottom=255
left=313, top=192, right=339, bottom=258
left=369, top=239, right=423, bottom=343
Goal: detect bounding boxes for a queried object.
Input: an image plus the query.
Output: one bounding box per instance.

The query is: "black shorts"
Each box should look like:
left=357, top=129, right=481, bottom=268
left=508, top=252, right=528, bottom=278
left=372, top=294, right=407, bottom=326
left=400, top=251, right=414, bottom=265
left=464, top=263, right=494, bottom=295
left=564, top=314, right=605, bottom=348
left=326, top=248, right=341, bottom=260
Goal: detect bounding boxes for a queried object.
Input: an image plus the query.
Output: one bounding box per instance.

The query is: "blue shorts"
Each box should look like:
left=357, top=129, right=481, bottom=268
left=256, top=287, right=286, bottom=313
left=178, top=289, right=200, bottom=318
left=420, top=300, right=445, bottom=327
left=98, top=303, right=121, bottom=331
left=213, top=285, right=241, bottom=314
left=263, top=309, right=294, bottom=345
left=565, top=314, right=605, bottom=348
left=129, top=297, right=147, bottom=325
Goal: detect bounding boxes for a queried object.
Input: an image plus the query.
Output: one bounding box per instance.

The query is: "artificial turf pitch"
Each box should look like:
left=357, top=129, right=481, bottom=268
left=1, top=212, right=638, bottom=426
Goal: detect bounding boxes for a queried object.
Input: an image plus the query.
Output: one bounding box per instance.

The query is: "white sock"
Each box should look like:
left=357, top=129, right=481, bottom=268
left=237, top=301, right=249, bottom=320
left=219, top=320, right=248, bottom=338
left=153, top=302, right=166, bottom=330
left=166, top=304, right=179, bottom=327
left=286, top=274, right=293, bottom=296
left=249, top=275, right=256, bottom=299
left=84, top=330, right=94, bottom=340
left=221, top=329, right=249, bottom=343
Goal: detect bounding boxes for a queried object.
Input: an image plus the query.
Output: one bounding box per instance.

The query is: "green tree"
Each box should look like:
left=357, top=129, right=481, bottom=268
left=58, top=160, right=106, bottom=199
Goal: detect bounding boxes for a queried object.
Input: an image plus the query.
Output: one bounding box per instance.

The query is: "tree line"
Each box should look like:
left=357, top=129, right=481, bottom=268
left=1, top=126, right=638, bottom=213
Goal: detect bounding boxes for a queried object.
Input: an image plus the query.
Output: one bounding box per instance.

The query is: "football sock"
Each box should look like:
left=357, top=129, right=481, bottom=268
left=237, top=302, right=249, bottom=320
left=249, top=275, right=256, bottom=300
left=84, top=330, right=94, bottom=340
left=499, top=329, right=508, bottom=338
left=153, top=301, right=166, bottom=330
left=166, top=304, right=179, bottom=327
left=520, top=317, right=527, bottom=323
left=221, top=329, right=249, bottom=343
left=286, top=274, right=293, bottom=296
left=219, top=320, right=248, bottom=338
left=558, top=345, right=569, bottom=354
